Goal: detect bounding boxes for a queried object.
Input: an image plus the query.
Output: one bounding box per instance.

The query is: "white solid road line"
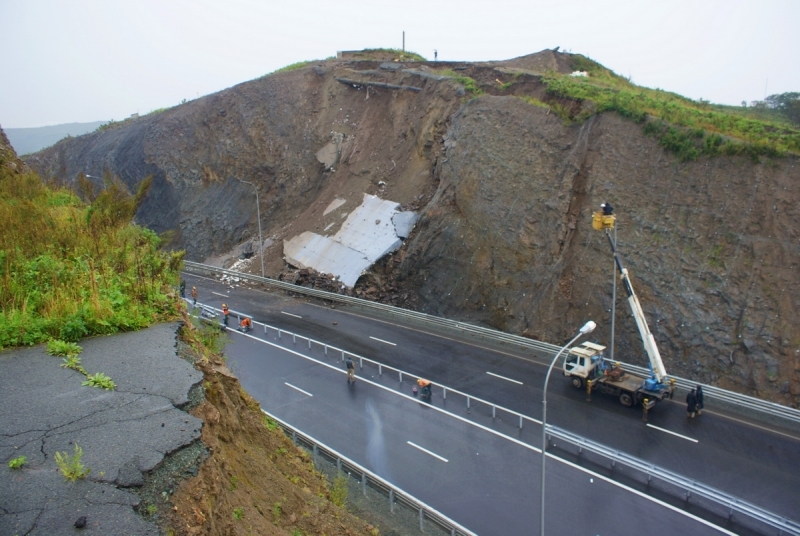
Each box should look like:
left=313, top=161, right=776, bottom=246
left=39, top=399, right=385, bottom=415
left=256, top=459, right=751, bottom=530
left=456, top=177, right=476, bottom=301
left=211, top=291, right=228, bottom=297
left=229, top=329, right=735, bottom=534
left=486, top=371, right=523, bottom=385
left=370, top=336, right=397, bottom=346
left=284, top=382, right=313, bottom=397
left=646, top=424, right=699, bottom=443
left=281, top=311, right=303, bottom=319
left=407, top=441, right=449, bottom=462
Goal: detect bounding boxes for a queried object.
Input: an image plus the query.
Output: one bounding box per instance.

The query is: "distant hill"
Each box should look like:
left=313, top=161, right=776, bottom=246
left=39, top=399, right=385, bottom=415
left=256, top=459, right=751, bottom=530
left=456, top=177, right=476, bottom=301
left=5, top=121, right=106, bottom=155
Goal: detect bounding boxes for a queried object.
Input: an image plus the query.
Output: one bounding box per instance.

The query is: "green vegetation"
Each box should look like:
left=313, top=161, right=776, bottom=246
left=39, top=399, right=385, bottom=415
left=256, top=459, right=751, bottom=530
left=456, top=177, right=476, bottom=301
left=271, top=60, right=316, bottom=74
left=47, top=339, right=82, bottom=358
left=271, top=502, right=282, bottom=523
left=534, top=55, right=800, bottom=160
left=262, top=414, right=279, bottom=431
left=8, top=455, right=26, bottom=469
left=361, top=48, right=426, bottom=62
left=82, top=372, right=116, bottom=390
left=0, top=167, right=183, bottom=349
left=60, top=354, right=85, bottom=374
left=233, top=506, right=245, bottom=520
left=330, top=473, right=349, bottom=507
left=439, top=69, right=484, bottom=97
left=54, top=444, right=91, bottom=482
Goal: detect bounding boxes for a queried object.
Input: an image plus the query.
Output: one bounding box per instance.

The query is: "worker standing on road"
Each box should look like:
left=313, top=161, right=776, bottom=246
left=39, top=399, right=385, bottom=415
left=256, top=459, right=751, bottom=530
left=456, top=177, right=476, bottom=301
left=695, top=385, right=704, bottom=415
left=346, top=357, right=355, bottom=384
left=179, top=279, right=186, bottom=298
left=238, top=317, right=252, bottom=333
left=686, top=388, right=698, bottom=418
left=222, top=304, right=230, bottom=328
left=191, top=286, right=197, bottom=305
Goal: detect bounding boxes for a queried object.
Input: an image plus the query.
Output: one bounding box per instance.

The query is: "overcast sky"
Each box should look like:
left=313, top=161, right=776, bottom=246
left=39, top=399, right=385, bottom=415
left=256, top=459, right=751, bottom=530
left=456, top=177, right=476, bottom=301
left=1, top=0, right=797, bottom=128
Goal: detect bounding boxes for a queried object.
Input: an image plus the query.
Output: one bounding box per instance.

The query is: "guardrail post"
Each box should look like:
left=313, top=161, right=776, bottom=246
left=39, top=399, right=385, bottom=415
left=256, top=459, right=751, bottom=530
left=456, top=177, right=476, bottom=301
left=379, top=364, right=382, bottom=376
left=342, top=350, right=345, bottom=361
left=442, top=387, right=446, bottom=399
left=467, top=396, right=470, bottom=409
left=278, top=329, right=282, bottom=339
left=293, top=333, right=296, bottom=344
left=362, top=472, right=367, bottom=496
left=292, top=430, right=297, bottom=444
left=264, top=325, right=267, bottom=334
left=337, top=457, right=341, bottom=472
left=419, top=507, right=424, bottom=532
left=389, top=489, right=395, bottom=513
left=359, top=357, right=363, bottom=369
left=492, top=406, right=496, bottom=418
left=519, top=415, right=523, bottom=429
left=399, top=371, right=403, bottom=382
left=325, top=345, right=328, bottom=355
left=313, top=444, right=318, bottom=467
left=308, top=339, right=311, bottom=349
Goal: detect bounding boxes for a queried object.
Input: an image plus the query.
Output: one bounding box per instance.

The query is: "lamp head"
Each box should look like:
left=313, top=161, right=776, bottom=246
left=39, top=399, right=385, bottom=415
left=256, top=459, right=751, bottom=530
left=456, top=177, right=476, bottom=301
left=579, top=321, right=596, bottom=334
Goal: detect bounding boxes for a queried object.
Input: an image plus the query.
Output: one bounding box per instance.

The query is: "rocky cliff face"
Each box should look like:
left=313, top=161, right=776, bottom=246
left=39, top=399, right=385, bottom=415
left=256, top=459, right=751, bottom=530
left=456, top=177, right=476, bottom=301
left=26, top=51, right=800, bottom=405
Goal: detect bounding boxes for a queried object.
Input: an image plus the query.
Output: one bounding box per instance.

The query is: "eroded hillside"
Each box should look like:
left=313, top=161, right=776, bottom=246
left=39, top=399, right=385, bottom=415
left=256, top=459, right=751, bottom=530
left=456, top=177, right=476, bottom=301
left=27, top=50, right=800, bottom=406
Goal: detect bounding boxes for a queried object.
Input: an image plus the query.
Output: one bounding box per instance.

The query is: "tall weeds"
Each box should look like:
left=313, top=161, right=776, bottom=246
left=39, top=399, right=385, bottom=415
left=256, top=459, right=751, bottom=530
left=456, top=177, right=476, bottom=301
left=0, top=168, right=183, bottom=348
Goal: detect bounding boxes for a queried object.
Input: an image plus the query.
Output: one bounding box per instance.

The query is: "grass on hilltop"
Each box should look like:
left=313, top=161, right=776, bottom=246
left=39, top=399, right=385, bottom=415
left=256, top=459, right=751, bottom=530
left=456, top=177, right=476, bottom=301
left=0, top=167, right=183, bottom=349
left=538, top=55, right=800, bottom=161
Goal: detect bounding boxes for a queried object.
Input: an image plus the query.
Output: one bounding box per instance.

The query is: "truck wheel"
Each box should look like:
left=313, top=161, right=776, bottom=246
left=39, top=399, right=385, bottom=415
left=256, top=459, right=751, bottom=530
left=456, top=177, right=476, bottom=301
left=619, top=393, right=633, bottom=407
left=571, top=377, right=584, bottom=389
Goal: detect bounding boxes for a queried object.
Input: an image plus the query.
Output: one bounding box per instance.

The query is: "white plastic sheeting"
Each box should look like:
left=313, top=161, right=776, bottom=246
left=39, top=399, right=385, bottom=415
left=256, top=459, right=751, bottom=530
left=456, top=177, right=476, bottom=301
left=283, top=194, right=418, bottom=287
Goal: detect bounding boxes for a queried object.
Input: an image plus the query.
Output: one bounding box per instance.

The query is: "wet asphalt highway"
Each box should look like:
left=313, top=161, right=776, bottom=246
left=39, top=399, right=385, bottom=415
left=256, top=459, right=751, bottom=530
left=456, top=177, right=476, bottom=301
left=186, top=273, right=800, bottom=534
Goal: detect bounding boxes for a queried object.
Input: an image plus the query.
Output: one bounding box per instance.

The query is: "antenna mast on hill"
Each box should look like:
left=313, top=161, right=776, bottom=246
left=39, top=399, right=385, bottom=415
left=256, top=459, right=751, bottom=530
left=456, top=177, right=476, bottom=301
left=402, top=31, right=405, bottom=52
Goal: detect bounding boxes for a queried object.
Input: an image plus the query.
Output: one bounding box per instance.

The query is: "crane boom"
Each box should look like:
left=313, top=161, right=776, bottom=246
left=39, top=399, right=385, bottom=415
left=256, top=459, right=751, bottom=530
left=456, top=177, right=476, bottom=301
left=605, top=230, right=668, bottom=383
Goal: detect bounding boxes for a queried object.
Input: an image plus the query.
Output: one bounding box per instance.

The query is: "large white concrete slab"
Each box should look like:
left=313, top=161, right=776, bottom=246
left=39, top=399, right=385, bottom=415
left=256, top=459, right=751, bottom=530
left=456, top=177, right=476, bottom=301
left=283, top=193, right=417, bottom=287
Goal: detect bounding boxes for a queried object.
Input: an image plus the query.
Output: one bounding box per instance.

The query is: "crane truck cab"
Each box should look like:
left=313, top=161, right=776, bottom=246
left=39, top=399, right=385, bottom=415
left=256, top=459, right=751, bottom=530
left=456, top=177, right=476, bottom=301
left=564, top=341, right=674, bottom=408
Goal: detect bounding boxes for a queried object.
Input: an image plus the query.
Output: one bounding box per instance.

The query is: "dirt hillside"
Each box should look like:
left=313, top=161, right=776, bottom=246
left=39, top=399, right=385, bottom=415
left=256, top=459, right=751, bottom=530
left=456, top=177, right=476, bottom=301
left=26, top=50, right=800, bottom=406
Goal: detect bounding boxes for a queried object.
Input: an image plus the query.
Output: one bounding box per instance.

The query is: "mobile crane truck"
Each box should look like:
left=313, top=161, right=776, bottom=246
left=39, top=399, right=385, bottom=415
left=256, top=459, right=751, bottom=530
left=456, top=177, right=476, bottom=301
left=562, top=207, right=675, bottom=409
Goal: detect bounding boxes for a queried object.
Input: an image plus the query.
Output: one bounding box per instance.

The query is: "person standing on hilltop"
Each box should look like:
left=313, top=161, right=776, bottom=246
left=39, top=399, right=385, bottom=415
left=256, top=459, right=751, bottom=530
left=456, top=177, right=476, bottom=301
left=191, top=286, right=197, bottom=305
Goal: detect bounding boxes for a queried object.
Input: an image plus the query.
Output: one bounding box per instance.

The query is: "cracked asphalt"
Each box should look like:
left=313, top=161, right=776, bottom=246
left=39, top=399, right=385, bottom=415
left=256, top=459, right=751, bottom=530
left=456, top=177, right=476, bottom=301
left=0, top=323, right=203, bottom=535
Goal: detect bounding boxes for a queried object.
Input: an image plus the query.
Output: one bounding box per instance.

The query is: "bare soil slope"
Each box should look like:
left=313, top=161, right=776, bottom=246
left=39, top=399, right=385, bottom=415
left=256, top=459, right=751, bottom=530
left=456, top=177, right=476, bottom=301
left=26, top=50, right=800, bottom=406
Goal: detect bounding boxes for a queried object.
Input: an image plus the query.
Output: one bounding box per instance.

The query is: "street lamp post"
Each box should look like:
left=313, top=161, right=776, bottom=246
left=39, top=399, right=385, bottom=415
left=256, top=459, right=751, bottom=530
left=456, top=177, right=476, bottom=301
left=540, top=320, right=596, bottom=536
left=235, top=179, right=265, bottom=278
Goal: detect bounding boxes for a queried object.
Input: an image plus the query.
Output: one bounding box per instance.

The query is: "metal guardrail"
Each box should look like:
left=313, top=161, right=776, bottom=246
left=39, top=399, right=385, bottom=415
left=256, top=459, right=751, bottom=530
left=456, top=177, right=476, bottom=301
left=261, top=409, right=478, bottom=536
left=548, top=427, right=800, bottom=536
left=183, top=260, right=800, bottom=427
left=189, top=302, right=800, bottom=535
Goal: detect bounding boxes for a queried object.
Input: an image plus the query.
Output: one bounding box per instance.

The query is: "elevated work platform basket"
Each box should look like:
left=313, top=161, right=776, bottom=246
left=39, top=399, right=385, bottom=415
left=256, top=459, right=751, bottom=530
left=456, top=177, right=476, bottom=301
left=592, top=211, right=616, bottom=231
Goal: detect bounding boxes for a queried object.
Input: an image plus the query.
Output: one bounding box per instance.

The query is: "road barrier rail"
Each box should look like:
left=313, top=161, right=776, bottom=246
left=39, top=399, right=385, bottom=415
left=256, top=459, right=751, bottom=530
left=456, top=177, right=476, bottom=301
left=183, top=260, right=800, bottom=429
left=548, top=427, right=800, bottom=536
left=261, top=409, right=477, bottom=536
left=188, top=301, right=800, bottom=535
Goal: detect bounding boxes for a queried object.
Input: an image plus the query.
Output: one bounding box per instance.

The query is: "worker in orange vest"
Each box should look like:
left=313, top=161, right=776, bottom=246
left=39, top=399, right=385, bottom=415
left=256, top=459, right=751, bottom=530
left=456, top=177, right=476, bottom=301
left=221, top=304, right=230, bottom=328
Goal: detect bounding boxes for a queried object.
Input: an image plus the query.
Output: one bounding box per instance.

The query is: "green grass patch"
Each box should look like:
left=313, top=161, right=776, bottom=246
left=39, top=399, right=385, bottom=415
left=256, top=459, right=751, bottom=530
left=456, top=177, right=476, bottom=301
left=8, top=456, right=26, bottom=469
left=330, top=473, right=349, bottom=507
left=82, top=372, right=116, bottom=390
left=536, top=54, right=800, bottom=159
left=54, top=444, right=91, bottom=482
left=439, top=69, right=484, bottom=96
left=0, top=168, right=183, bottom=350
